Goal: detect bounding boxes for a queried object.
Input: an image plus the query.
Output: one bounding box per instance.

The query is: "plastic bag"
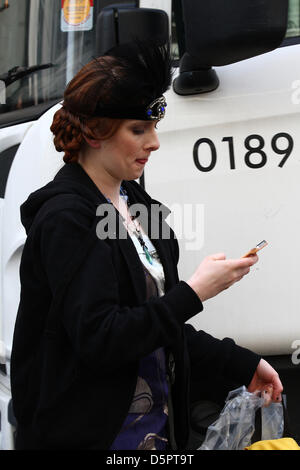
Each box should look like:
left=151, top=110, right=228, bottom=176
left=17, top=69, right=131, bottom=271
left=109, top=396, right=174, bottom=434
left=198, top=386, right=284, bottom=450
left=261, top=400, right=284, bottom=440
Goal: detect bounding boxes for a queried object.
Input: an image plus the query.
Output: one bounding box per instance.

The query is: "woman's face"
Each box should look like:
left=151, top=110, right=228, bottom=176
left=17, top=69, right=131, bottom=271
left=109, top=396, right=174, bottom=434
left=96, top=119, right=160, bottom=181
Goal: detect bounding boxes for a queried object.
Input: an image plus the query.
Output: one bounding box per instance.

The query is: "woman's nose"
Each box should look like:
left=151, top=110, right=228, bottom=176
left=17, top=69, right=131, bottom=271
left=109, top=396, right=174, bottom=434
left=145, top=129, right=160, bottom=152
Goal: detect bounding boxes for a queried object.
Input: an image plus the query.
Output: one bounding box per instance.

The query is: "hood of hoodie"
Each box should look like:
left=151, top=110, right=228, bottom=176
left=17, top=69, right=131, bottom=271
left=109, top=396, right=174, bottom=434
left=20, top=163, right=108, bottom=234
left=20, top=161, right=169, bottom=236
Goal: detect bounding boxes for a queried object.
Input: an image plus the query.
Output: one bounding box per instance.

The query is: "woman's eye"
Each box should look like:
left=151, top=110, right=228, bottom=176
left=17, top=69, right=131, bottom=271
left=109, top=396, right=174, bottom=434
left=132, top=128, right=145, bottom=135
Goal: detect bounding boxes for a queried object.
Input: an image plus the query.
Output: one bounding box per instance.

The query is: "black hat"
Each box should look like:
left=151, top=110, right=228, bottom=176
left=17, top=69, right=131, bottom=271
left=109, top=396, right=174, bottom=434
left=93, top=39, right=172, bottom=121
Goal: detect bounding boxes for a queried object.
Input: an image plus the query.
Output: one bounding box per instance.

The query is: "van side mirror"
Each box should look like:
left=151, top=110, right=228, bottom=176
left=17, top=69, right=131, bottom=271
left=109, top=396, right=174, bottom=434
left=173, top=0, right=289, bottom=95
left=96, top=5, right=169, bottom=56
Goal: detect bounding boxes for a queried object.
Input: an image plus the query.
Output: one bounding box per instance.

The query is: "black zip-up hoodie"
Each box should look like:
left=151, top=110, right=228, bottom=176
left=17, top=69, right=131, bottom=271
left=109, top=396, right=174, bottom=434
left=10, top=162, right=260, bottom=450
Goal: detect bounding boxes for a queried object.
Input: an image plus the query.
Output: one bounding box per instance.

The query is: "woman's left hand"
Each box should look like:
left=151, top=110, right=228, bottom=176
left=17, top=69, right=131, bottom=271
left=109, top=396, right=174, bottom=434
left=247, top=358, right=283, bottom=405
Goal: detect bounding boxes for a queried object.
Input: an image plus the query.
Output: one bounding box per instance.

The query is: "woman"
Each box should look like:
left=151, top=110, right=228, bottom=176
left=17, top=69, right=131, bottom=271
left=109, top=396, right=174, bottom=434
left=10, top=40, right=282, bottom=450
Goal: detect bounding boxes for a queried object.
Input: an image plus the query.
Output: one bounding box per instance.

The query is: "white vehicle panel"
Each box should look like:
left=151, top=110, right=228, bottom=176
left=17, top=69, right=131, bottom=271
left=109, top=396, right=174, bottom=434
left=146, top=45, right=300, bottom=355
left=0, top=122, right=34, bottom=363
left=2, top=105, right=63, bottom=358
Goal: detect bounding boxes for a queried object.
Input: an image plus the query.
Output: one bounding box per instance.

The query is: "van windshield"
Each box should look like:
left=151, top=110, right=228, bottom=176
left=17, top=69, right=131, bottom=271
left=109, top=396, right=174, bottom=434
left=0, top=0, right=99, bottom=115
left=1, top=0, right=299, bottom=118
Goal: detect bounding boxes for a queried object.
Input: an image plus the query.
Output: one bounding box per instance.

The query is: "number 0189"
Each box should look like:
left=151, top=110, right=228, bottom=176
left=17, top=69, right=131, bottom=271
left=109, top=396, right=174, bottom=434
left=193, top=133, right=294, bottom=172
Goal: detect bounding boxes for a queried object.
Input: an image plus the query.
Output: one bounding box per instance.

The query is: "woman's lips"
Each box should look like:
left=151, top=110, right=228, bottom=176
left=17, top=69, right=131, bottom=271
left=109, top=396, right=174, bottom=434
left=136, top=159, right=148, bottom=165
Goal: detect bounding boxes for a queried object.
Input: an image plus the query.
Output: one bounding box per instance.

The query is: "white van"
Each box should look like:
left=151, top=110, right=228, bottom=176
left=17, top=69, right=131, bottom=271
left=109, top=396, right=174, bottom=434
left=0, top=0, right=299, bottom=449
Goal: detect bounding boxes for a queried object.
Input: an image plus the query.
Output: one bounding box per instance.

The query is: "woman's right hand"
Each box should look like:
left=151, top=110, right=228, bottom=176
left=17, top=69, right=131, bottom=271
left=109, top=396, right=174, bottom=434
left=187, top=253, right=258, bottom=301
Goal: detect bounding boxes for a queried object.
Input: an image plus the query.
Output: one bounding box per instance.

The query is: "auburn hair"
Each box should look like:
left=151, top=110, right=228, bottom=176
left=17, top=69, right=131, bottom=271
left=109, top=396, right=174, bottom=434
left=50, top=56, right=123, bottom=163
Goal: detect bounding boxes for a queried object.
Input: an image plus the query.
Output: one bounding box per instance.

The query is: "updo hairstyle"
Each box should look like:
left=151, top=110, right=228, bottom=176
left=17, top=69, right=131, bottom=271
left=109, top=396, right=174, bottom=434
left=50, top=56, right=123, bottom=163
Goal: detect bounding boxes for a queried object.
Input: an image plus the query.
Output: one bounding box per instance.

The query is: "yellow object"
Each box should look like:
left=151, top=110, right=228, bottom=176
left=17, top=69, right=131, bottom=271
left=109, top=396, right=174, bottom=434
left=245, top=438, right=300, bottom=450
left=63, top=0, right=91, bottom=26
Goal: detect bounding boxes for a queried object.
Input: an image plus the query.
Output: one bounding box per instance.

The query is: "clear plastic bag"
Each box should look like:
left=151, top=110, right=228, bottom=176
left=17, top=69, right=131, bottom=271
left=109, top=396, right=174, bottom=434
left=261, top=400, right=284, bottom=440
left=198, top=386, right=284, bottom=450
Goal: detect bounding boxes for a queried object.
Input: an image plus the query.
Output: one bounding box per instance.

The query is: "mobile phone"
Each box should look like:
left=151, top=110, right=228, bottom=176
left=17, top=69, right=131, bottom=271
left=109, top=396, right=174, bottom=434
left=242, top=240, right=268, bottom=258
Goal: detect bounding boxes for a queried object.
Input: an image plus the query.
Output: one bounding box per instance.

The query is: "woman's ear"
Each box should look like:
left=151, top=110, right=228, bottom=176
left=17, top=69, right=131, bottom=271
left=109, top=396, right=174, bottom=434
left=83, top=136, right=102, bottom=149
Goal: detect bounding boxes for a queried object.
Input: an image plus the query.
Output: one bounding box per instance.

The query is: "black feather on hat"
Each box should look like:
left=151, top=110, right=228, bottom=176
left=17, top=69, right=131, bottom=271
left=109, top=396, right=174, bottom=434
left=93, top=38, right=173, bottom=121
